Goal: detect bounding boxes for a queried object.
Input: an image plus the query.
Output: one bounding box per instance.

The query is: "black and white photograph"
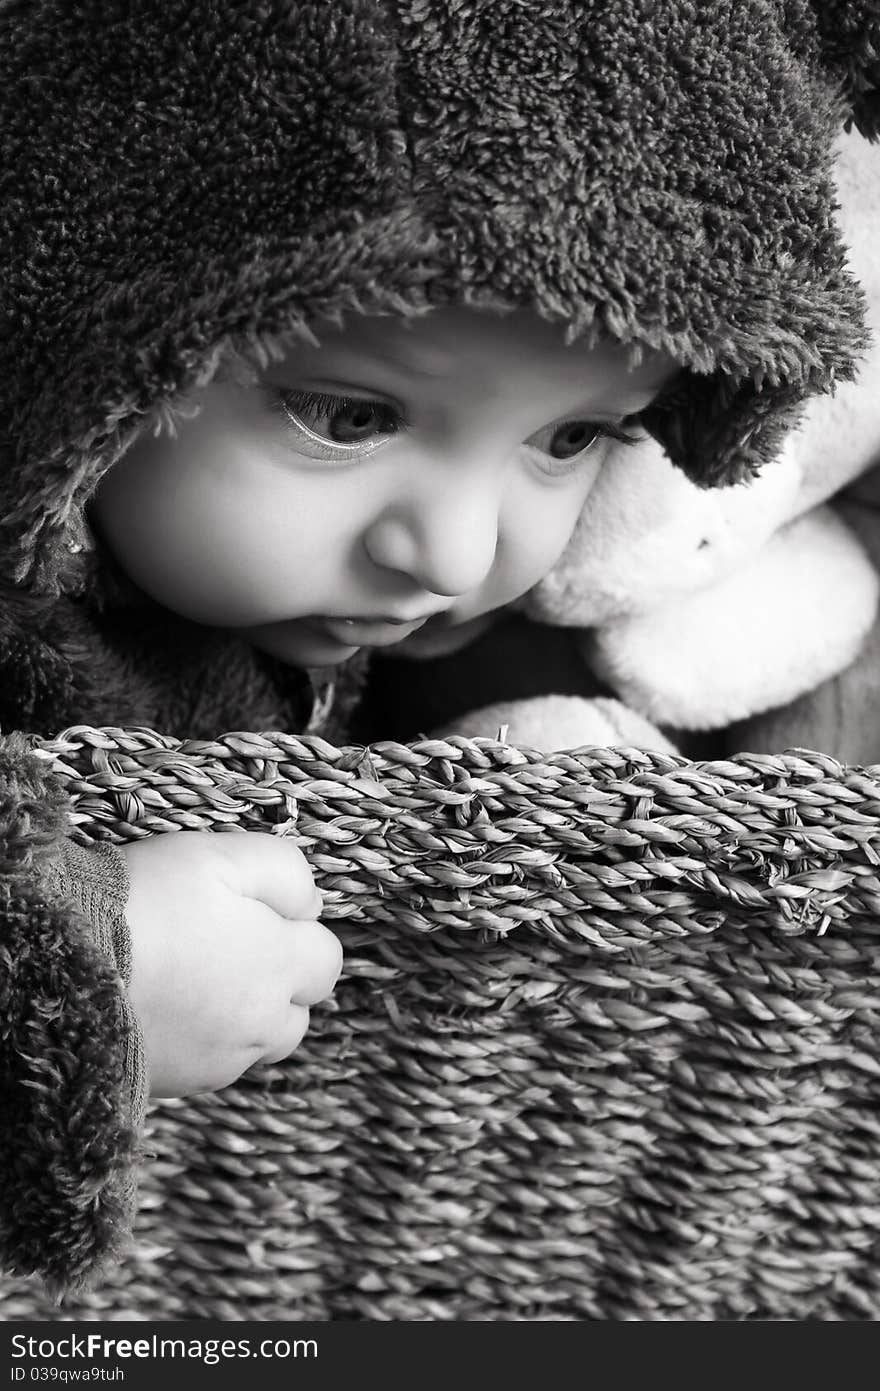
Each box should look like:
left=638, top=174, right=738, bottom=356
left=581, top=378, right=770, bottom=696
left=1, top=0, right=880, bottom=1351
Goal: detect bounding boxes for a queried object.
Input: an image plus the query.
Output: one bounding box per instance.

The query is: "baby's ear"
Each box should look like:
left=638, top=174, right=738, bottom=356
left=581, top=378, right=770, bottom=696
left=801, top=2, right=880, bottom=139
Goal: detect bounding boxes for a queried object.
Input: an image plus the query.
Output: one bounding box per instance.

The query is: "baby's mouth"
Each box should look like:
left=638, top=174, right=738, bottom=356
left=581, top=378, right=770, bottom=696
left=381, top=611, right=496, bottom=659
left=312, top=614, right=434, bottom=647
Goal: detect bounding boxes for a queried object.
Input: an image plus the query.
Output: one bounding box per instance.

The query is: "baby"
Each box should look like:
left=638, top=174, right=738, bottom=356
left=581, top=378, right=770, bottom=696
left=90, top=306, right=676, bottom=1095
left=1, top=0, right=874, bottom=1293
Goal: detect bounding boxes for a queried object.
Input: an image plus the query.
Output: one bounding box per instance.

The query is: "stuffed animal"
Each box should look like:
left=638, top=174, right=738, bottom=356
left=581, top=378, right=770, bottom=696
left=437, top=693, right=678, bottom=755
left=440, top=128, right=880, bottom=759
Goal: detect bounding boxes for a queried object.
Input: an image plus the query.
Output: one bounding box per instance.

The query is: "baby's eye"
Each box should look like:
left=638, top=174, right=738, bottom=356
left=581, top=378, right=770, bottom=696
left=271, top=388, right=402, bottom=460
left=523, top=418, right=641, bottom=474
left=529, top=420, right=603, bottom=459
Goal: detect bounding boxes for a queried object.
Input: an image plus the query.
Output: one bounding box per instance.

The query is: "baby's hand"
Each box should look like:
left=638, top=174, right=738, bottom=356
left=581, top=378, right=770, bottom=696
left=121, top=831, right=340, bottom=1097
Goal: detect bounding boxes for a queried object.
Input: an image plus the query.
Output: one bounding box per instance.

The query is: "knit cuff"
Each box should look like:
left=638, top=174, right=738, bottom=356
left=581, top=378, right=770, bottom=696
left=43, top=841, right=148, bottom=1149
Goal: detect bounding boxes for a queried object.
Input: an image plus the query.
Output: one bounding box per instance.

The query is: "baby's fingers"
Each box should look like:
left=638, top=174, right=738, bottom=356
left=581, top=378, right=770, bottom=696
left=260, top=1004, right=311, bottom=1065
left=285, top=917, right=344, bottom=1006
left=216, top=830, right=323, bottom=920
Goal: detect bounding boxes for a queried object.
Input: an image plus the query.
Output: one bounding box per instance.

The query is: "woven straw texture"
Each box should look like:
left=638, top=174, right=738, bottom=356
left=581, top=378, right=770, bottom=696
left=2, top=725, right=880, bottom=1320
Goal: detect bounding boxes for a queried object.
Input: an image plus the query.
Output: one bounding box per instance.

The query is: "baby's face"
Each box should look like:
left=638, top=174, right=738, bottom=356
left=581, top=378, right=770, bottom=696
left=91, top=308, right=676, bottom=666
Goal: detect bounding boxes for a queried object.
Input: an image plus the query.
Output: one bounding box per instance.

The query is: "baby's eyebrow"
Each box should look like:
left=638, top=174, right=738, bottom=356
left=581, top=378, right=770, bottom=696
left=569, top=388, right=665, bottom=419
left=332, top=340, right=457, bottom=380
left=593, top=369, right=683, bottom=417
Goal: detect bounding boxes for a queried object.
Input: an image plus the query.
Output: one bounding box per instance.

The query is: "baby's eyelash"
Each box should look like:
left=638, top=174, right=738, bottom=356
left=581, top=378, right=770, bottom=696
left=266, top=386, right=644, bottom=452
left=271, top=388, right=408, bottom=432
left=598, top=420, right=643, bottom=447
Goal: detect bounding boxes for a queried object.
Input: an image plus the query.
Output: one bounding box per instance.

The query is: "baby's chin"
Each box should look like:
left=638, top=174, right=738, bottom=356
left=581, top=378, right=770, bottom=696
left=245, top=619, right=359, bottom=668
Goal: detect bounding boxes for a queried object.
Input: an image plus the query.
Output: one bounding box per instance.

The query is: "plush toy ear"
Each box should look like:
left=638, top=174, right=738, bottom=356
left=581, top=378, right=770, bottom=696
left=802, top=2, right=880, bottom=139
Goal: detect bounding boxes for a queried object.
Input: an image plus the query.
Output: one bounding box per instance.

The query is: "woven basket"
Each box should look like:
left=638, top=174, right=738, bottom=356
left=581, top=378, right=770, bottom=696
left=2, top=724, right=880, bottom=1320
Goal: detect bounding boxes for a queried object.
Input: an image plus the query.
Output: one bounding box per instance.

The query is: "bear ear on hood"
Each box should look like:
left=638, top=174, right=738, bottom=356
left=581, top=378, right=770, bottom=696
left=799, top=0, right=880, bottom=139
left=640, top=2, right=880, bottom=491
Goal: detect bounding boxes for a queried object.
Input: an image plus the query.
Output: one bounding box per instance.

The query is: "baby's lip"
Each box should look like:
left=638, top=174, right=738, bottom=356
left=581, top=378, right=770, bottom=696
left=338, top=613, right=434, bottom=625
left=310, top=614, right=436, bottom=647
left=384, top=611, right=497, bottom=658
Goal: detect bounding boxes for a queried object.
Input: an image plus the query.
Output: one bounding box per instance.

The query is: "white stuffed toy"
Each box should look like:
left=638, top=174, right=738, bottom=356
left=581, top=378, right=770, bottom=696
left=438, top=128, right=880, bottom=757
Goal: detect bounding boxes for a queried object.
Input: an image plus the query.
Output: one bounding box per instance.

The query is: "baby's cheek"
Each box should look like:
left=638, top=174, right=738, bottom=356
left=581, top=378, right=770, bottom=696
left=93, top=456, right=246, bottom=622
left=502, top=492, right=591, bottom=598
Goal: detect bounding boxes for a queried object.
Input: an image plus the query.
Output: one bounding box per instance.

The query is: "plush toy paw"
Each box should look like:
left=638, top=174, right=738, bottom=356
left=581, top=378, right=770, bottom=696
left=729, top=464, right=880, bottom=763
left=434, top=694, right=679, bottom=754
left=728, top=612, right=880, bottom=765
left=586, top=506, right=879, bottom=729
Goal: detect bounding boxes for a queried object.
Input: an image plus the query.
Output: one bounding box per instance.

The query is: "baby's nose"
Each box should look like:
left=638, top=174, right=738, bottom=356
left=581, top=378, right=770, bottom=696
left=365, top=482, right=500, bottom=598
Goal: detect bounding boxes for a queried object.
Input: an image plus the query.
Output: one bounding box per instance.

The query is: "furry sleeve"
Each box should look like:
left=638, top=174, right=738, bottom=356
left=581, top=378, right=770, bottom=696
left=0, top=734, right=139, bottom=1294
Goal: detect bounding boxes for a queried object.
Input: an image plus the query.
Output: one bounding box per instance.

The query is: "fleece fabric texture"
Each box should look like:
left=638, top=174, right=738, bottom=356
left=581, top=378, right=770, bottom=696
left=0, top=0, right=878, bottom=1291
left=0, top=738, right=137, bottom=1294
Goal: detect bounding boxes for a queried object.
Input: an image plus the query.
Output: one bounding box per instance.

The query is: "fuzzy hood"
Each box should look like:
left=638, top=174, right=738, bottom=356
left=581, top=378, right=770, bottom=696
left=1, top=0, right=878, bottom=598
